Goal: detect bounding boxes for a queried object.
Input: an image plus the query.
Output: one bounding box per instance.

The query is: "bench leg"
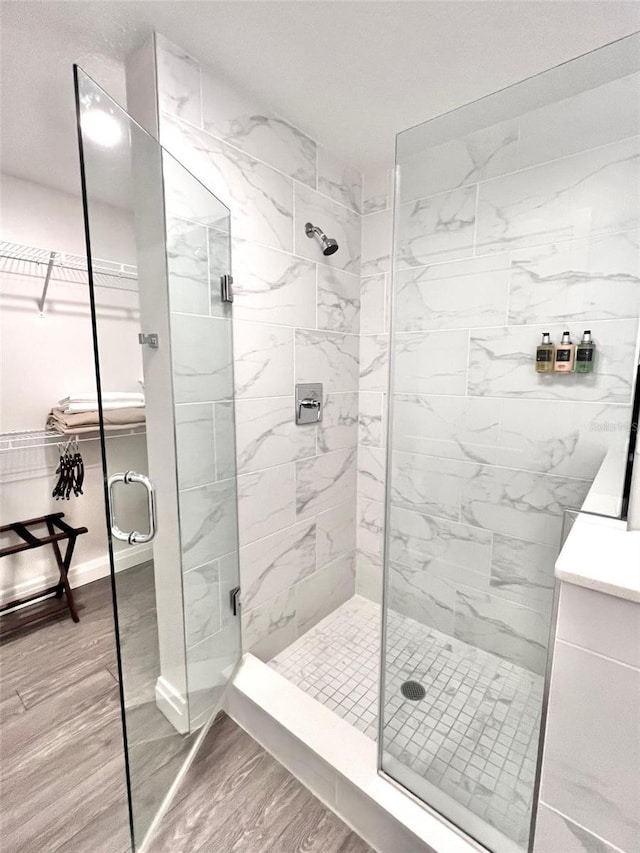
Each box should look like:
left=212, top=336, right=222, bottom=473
left=47, top=523, right=80, bottom=623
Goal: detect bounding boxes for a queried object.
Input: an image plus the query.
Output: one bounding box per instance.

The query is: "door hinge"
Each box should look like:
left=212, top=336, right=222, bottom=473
left=230, top=586, right=241, bottom=616
left=138, top=333, right=158, bottom=348
left=220, top=274, right=233, bottom=303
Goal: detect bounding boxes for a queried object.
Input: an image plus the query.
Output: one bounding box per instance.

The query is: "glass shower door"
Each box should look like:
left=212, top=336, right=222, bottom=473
left=74, top=67, right=241, bottom=849
left=380, top=33, right=640, bottom=853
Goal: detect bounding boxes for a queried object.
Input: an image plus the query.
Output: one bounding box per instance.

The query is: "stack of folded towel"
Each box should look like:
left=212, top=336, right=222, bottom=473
left=58, top=392, right=144, bottom=413
left=48, top=392, right=145, bottom=434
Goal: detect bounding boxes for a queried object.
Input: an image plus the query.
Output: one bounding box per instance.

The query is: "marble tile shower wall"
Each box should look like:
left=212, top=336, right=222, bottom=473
left=366, top=73, right=640, bottom=676
left=356, top=167, right=394, bottom=605
left=154, top=35, right=362, bottom=661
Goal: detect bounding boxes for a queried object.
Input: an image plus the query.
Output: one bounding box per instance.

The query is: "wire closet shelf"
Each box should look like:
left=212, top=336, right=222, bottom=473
left=0, top=239, right=138, bottom=313
left=0, top=426, right=146, bottom=454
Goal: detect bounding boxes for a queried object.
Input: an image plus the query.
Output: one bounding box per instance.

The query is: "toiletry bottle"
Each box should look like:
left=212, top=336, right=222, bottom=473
left=554, top=331, right=575, bottom=372
left=535, top=332, right=554, bottom=373
left=575, top=330, right=595, bottom=373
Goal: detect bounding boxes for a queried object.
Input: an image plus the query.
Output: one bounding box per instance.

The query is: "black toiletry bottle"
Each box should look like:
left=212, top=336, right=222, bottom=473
left=575, top=330, right=595, bottom=373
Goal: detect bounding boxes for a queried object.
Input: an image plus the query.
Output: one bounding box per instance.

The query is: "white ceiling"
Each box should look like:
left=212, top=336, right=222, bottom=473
left=1, top=0, right=639, bottom=200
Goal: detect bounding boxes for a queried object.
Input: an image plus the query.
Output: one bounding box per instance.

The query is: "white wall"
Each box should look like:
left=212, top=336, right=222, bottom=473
left=0, top=173, right=144, bottom=602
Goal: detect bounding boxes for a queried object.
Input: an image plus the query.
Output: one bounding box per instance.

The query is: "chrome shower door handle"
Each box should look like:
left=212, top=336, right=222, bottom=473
left=108, top=471, right=157, bottom=545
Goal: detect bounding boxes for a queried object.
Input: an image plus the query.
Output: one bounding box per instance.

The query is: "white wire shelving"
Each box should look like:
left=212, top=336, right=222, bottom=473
left=0, top=425, right=146, bottom=453
left=0, top=239, right=138, bottom=314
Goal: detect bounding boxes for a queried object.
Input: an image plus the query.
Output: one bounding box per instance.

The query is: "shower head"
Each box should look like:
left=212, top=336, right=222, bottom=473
left=305, top=222, right=339, bottom=256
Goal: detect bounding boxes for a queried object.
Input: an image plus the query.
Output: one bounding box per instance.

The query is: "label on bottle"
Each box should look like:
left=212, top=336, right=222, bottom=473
left=556, top=349, right=572, bottom=362
left=536, top=350, right=553, bottom=362
left=576, top=348, right=593, bottom=362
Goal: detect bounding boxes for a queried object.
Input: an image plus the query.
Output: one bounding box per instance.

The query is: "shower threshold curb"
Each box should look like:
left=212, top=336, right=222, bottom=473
left=224, top=653, right=483, bottom=853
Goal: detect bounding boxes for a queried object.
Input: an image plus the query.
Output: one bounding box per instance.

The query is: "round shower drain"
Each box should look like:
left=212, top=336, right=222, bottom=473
left=400, top=680, right=426, bottom=701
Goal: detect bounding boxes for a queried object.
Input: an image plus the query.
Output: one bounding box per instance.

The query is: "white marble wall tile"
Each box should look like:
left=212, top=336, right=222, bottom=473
left=357, top=498, right=384, bottom=557
left=508, top=231, right=640, bottom=325
left=241, top=520, right=316, bottom=611
left=183, top=560, right=220, bottom=647
left=557, top=583, right=640, bottom=669
left=399, top=119, right=518, bottom=203
left=391, top=451, right=477, bottom=520
left=533, top=803, right=621, bottom=853
left=163, top=150, right=231, bottom=229
left=541, top=641, right=640, bottom=851
left=361, top=209, right=393, bottom=276
left=317, top=392, right=358, bottom=453
left=475, top=137, right=640, bottom=255
left=234, top=397, right=316, bottom=474
left=359, top=334, right=389, bottom=393
left=316, top=501, right=357, bottom=568
left=388, top=505, right=493, bottom=579
left=393, top=329, right=468, bottom=396
left=317, top=267, right=360, bottom=334
left=396, top=186, right=477, bottom=268
left=468, top=319, right=639, bottom=403
left=187, top=621, right=239, bottom=722
left=460, top=465, right=591, bottom=547
left=156, top=35, right=202, bottom=126
left=490, top=534, right=556, bottom=610
left=391, top=394, right=500, bottom=461
left=180, top=478, right=239, bottom=570
left=453, top=587, right=550, bottom=674
left=294, top=183, right=361, bottom=274
left=201, top=69, right=316, bottom=187
left=394, top=254, right=510, bottom=332
left=170, top=314, right=233, bottom=403
left=362, top=166, right=393, bottom=215
left=317, top=147, right=362, bottom=213
left=175, top=402, right=216, bottom=489
left=230, top=239, right=316, bottom=327
left=242, top=587, right=297, bottom=661
left=214, top=401, right=237, bottom=481
left=497, top=399, right=629, bottom=479
left=162, top=113, right=294, bottom=253
left=166, top=216, right=210, bottom=315
left=232, top=320, right=293, bottom=398
left=360, top=273, right=386, bottom=335
left=355, top=551, right=383, bottom=603
left=237, top=463, right=296, bottom=546
left=295, top=329, right=359, bottom=392
left=296, top=448, right=357, bottom=518
left=358, top=392, right=385, bottom=447
left=357, top=445, right=387, bottom=504
left=388, top=561, right=455, bottom=634
left=295, top=552, right=355, bottom=634
left=518, top=72, right=640, bottom=170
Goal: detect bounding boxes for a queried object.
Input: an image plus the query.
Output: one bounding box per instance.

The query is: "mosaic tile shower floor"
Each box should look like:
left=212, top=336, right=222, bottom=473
left=270, top=595, right=544, bottom=846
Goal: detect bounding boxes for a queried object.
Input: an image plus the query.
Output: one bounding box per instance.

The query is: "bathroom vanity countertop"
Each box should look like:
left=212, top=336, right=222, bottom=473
left=556, top=513, right=640, bottom=604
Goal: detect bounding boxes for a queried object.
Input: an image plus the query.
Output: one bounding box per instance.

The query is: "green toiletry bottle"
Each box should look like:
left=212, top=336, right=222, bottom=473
left=575, top=330, right=595, bottom=373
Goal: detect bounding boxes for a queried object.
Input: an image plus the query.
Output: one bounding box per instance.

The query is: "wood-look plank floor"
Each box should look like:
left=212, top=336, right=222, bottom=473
left=1, top=574, right=373, bottom=853
left=150, top=713, right=374, bottom=853
left=0, top=577, right=131, bottom=853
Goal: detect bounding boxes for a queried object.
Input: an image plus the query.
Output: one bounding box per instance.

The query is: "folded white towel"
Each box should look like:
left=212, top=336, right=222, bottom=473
left=63, top=401, right=145, bottom=414
left=59, top=391, right=144, bottom=406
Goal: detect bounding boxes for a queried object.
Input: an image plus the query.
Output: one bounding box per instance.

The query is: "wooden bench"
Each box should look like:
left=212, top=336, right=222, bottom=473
left=0, top=513, right=88, bottom=622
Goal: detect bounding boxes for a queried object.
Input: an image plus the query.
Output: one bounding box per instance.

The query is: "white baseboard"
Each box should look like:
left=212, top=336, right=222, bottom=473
left=155, top=675, right=189, bottom=734
left=0, top=543, right=153, bottom=608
